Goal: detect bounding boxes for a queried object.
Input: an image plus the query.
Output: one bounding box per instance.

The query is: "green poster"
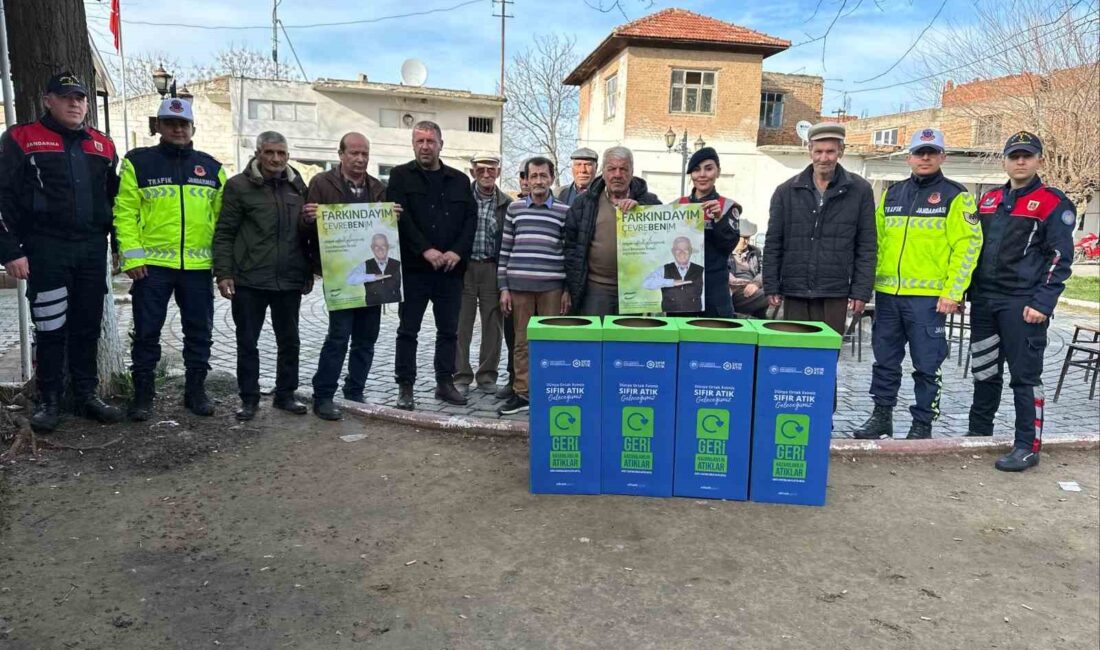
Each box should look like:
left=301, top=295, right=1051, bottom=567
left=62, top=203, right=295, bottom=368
left=616, top=201, right=705, bottom=315
left=316, top=202, right=403, bottom=311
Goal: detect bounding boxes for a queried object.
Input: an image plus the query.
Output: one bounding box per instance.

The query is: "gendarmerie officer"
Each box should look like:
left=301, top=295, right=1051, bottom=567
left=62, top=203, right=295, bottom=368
left=0, top=71, right=122, bottom=432
left=966, top=131, right=1075, bottom=472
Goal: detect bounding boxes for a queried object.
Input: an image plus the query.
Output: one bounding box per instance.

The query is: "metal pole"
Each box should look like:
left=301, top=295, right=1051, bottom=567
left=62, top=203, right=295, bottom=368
left=118, top=0, right=130, bottom=151
left=679, top=131, right=688, bottom=198
left=0, top=0, right=32, bottom=382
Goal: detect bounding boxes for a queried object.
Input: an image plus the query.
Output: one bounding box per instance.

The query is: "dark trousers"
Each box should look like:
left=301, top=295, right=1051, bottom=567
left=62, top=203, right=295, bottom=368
left=395, top=271, right=462, bottom=385
left=783, top=296, right=848, bottom=336
left=25, top=236, right=108, bottom=397
left=968, top=296, right=1049, bottom=451
left=869, top=292, right=948, bottom=424
left=231, top=285, right=301, bottom=402
left=311, top=305, right=381, bottom=400
left=731, top=286, right=769, bottom=318
left=579, top=282, right=619, bottom=317
left=130, top=266, right=213, bottom=377
left=503, top=312, right=515, bottom=388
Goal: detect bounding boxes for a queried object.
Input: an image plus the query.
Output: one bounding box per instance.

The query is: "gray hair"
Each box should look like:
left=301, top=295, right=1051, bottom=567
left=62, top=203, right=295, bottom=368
left=602, top=146, right=633, bottom=171
left=412, top=120, right=443, bottom=140
left=672, top=236, right=693, bottom=250
left=371, top=233, right=389, bottom=247
left=256, top=130, right=288, bottom=150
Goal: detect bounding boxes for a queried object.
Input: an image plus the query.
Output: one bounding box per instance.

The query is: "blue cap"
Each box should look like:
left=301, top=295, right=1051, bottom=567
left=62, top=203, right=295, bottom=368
left=1004, top=131, right=1042, bottom=155
left=909, top=128, right=945, bottom=153
left=46, top=71, right=88, bottom=97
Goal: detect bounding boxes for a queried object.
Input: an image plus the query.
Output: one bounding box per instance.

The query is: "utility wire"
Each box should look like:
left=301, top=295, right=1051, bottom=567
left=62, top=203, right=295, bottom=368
left=278, top=20, right=309, bottom=81
left=120, top=0, right=481, bottom=31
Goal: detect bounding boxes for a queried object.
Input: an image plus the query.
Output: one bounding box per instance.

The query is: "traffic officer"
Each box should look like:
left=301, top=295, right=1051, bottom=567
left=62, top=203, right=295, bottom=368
left=854, top=128, right=982, bottom=440
left=966, top=131, right=1075, bottom=472
left=0, top=71, right=122, bottom=432
left=113, top=97, right=226, bottom=421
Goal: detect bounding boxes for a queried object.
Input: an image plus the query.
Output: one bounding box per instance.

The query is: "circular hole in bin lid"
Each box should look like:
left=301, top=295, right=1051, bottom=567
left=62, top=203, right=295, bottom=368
left=762, top=321, right=823, bottom=334
left=686, top=318, right=741, bottom=329
left=540, top=317, right=591, bottom=327
left=612, top=317, right=665, bottom=328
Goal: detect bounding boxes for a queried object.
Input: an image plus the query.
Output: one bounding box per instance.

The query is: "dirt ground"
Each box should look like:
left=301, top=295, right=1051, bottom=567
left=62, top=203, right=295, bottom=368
left=0, top=379, right=1097, bottom=649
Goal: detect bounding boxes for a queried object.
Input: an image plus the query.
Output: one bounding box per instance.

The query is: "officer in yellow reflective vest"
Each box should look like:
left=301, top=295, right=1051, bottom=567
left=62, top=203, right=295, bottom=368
left=854, top=128, right=983, bottom=440
left=113, top=97, right=226, bottom=420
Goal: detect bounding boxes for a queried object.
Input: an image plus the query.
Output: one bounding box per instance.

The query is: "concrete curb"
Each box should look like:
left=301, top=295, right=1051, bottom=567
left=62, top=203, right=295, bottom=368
left=340, top=400, right=1099, bottom=456
left=1058, top=296, right=1099, bottom=310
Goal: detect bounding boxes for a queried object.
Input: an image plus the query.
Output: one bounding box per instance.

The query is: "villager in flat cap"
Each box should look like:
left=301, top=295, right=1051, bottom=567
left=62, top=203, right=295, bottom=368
left=807, top=122, right=846, bottom=142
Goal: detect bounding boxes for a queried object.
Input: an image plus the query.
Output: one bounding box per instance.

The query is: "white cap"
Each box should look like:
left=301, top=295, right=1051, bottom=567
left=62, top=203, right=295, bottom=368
left=909, top=127, right=945, bottom=153
left=157, top=97, right=194, bottom=122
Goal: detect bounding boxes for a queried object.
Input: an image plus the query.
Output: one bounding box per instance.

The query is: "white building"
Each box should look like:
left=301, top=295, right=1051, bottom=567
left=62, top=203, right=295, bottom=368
left=108, top=75, right=505, bottom=182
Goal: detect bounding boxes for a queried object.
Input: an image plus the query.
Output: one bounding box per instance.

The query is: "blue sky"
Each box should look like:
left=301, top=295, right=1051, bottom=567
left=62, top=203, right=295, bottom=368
left=85, top=0, right=993, bottom=118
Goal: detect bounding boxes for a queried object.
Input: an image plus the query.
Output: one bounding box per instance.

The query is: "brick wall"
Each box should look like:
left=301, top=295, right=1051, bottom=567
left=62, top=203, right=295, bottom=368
left=622, top=46, right=763, bottom=143
left=757, top=72, right=823, bottom=146
left=844, top=107, right=981, bottom=150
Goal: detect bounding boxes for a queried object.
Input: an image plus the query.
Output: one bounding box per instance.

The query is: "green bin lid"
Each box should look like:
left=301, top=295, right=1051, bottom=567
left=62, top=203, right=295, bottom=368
left=601, top=316, right=678, bottom=343
left=528, top=316, right=603, bottom=342
left=750, top=320, right=842, bottom=350
left=673, top=317, right=758, bottom=344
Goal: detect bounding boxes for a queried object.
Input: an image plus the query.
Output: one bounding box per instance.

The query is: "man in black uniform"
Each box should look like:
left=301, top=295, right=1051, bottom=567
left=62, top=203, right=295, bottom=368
left=0, top=72, right=122, bottom=432
left=967, top=131, right=1075, bottom=472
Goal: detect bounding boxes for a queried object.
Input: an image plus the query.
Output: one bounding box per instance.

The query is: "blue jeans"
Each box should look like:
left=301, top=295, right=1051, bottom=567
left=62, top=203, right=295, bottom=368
left=311, top=305, right=381, bottom=399
left=869, top=292, right=948, bottom=424
left=130, top=265, right=213, bottom=377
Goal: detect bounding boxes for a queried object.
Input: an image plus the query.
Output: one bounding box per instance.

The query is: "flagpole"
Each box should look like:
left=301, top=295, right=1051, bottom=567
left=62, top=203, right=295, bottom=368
left=115, top=0, right=130, bottom=151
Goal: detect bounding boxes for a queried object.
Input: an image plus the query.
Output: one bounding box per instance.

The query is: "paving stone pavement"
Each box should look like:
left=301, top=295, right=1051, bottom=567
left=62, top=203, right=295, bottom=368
left=2, top=285, right=1098, bottom=440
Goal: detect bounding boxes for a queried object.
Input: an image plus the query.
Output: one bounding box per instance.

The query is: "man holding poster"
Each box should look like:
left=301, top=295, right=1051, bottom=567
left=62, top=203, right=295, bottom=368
left=300, top=132, right=400, bottom=421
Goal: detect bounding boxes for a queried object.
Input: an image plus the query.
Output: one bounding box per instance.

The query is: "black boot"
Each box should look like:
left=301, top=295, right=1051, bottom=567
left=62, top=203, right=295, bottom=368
left=30, top=391, right=61, bottom=433
left=273, top=394, right=308, bottom=415
left=396, top=384, right=415, bottom=411
left=128, top=374, right=155, bottom=422
left=906, top=420, right=933, bottom=440
left=853, top=405, right=893, bottom=440
left=183, top=370, right=215, bottom=416
left=994, top=447, right=1040, bottom=472
left=77, top=396, right=123, bottom=424
left=236, top=398, right=259, bottom=421
left=312, top=398, right=343, bottom=421
left=435, top=381, right=468, bottom=406
left=964, top=430, right=992, bottom=437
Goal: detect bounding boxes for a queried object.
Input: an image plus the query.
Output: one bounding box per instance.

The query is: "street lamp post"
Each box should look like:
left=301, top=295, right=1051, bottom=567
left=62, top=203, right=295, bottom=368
left=665, top=127, right=706, bottom=198
left=149, top=65, right=183, bottom=135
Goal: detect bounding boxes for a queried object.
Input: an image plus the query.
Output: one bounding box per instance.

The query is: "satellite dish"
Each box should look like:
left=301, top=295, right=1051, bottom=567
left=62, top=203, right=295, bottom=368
left=796, top=120, right=812, bottom=144
left=400, top=59, right=428, bottom=87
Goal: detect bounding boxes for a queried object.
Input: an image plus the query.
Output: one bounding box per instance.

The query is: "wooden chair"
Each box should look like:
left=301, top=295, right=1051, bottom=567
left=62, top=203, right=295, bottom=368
left=1053, top=323, right=1100, bottom=402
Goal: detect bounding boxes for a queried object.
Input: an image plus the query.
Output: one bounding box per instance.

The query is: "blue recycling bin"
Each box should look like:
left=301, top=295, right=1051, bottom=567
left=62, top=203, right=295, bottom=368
left=601, top=316, right=679, bottom=497
left=528, top=316, right=603, bottom=495
left=672, top=318, right=758, bottom=501
left=749, top=320, right=842, bottom=507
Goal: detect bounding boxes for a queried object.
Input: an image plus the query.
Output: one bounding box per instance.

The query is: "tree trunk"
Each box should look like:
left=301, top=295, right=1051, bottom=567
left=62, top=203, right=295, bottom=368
left=6, top=0, right=126, bottom=396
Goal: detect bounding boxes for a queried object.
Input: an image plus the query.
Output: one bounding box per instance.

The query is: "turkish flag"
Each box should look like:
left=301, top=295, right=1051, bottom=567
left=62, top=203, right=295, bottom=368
left=109, top=0, right=121, bottom=51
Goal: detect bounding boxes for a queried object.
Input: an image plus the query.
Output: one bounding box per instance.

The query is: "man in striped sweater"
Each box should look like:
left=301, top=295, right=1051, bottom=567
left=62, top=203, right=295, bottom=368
left=497, top=156, right=571, bottom=415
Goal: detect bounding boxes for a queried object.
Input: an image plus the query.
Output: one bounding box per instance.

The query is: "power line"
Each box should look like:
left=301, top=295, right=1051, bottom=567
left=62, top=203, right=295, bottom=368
left=278, top=20, right=309, bottom=81
left=120, top=0, right=482, bottom=31
left=835, top=12, right=1097, bottom=95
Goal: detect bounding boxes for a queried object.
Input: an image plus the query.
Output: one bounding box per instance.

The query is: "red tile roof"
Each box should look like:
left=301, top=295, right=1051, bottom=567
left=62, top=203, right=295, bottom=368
left=614, top=8, right=790, bottom=48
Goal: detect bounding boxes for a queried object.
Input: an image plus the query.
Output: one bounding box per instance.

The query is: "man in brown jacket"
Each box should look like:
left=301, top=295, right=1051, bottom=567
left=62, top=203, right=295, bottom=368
left=301, top=132, right=396, bottom=421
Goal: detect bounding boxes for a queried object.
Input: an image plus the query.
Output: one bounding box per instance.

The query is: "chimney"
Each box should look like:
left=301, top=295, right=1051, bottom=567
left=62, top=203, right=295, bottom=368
left=357, top=73, right=369, bottom=83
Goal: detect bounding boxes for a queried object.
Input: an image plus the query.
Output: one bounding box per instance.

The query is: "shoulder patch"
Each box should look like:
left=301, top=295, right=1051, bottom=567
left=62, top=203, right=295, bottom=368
left=1061, top=209, right=1077, bottom=226
left=964, top=211, right=980, bottom=225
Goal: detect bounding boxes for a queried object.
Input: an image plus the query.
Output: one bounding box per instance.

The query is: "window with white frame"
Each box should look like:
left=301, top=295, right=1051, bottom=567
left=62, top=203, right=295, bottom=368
left=759, top=92, right=784, bottom=129
left=604, top=74, right=618, bottom=120
left=669, top=69, right=715, bottom=114
left=873, top=128, right=899, bottom=146
left=248, top=99, right=316, bottom=122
